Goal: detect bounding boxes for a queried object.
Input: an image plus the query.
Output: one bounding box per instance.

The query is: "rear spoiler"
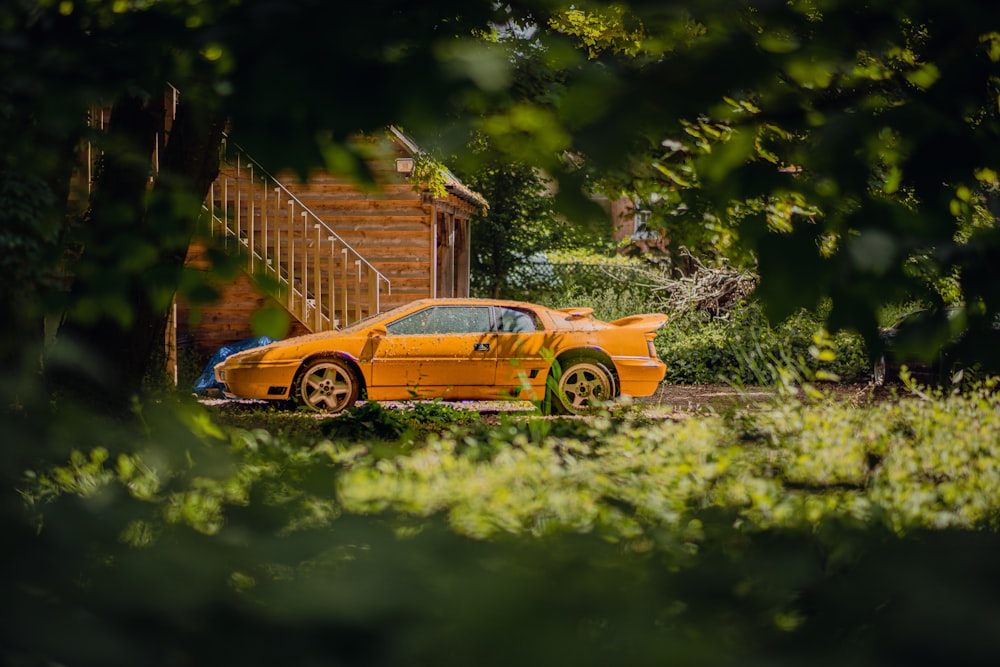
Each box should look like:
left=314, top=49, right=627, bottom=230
left=609, top=313, right=669, bottom=332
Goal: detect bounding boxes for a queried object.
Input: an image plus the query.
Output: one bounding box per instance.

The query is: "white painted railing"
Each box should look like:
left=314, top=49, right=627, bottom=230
left=204, top=138, right=390, bottom=331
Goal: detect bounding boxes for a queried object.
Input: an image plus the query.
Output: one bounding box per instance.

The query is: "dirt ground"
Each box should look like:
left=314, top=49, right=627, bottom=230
left=202, top=382, right=886, bottom=420
left=645, top=382, right=881, bottom=415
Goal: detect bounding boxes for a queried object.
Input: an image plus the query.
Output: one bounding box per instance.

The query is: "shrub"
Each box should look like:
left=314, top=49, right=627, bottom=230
left=656, top=301, right=869, bottom=385
left=18, top=383, right=1000, bottom=666
left=542, top=265, right=870, bottom=386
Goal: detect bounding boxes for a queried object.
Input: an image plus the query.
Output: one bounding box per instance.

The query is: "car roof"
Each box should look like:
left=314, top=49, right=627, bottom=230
left=336, top=298, right=558, bottom=335
left=402, top=297, right=546, bottom=309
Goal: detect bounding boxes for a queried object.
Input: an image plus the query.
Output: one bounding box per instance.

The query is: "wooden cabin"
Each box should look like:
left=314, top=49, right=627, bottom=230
left=175, top=127, right=488, bottom=364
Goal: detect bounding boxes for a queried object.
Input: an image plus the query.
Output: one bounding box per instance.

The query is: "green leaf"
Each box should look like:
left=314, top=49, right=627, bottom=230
left=250, top=303, right=290, bottom=340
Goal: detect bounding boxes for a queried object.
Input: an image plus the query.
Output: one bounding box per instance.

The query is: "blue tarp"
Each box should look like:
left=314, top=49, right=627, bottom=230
left=192, top=335, right=276, bottom=395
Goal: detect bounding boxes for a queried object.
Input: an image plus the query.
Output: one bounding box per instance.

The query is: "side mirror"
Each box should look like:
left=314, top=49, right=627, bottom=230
left=369, top=325, right=387, bottom=341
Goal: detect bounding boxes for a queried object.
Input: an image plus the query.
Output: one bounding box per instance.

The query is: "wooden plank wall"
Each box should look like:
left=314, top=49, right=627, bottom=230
left=176, top=241, right=310, bottom=362
left=281, top=176, right=434, bottom=311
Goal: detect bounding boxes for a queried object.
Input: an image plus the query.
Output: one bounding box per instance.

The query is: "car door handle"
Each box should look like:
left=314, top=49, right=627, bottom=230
left=474, top=342, right=491, bottom=351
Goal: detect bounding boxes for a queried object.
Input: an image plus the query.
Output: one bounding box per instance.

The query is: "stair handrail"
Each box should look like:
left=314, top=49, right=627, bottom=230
left=202, top=200, right=315, bottom=315
left=221, top=136, right=392, bottom=298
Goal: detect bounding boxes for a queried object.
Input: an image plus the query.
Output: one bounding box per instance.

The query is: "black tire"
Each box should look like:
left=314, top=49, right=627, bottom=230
left=549, top=359, right=616, bottom=415
left=294, top=358, right=360, bottom=413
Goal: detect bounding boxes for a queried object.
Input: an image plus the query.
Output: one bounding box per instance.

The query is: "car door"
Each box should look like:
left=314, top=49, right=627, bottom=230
left=370, top=305, right=497, bottom=391
left=492, top=306, right=555, bottom=399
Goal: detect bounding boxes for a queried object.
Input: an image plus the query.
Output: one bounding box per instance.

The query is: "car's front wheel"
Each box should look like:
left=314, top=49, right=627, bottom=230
left=550, top=359, right=616, bottom=415
left=294, top=358, right=360, bottom=413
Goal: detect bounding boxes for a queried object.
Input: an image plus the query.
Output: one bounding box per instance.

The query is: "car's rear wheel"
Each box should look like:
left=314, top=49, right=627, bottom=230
left=550, top=359, right=616, bottom=415
left=294, top=358, right=359, bottom=413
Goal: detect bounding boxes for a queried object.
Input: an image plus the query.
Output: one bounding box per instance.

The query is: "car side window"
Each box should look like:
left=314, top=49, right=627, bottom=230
left=497, top=307, right=540, bottom=333
left=386, top=306, right=493, bottom=335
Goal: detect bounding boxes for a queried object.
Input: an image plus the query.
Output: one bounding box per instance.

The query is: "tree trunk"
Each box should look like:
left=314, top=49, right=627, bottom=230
left=50, top=92, right=224, bottom=418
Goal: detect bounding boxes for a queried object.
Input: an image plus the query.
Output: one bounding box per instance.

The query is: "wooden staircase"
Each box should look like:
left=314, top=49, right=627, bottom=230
left=204, top=139, right=392, bottom=332
left=83, top=95, right=392, bottom=334
left=81, top=95, right=493, bottom=379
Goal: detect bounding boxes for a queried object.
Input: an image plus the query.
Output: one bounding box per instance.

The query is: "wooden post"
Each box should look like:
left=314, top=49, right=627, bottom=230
left=235, top=156, right=241, bottom=249
left=261, top=177, right=268, bottom=269
left=341, top=248, right=349, bottom=326
left=456, top=217, right=471, bottom=297
left=248, top=164, right=255, bottom=270
left=165, top=299, right=178, bottom=387
left=301, top=211, right=309, bottom=325
left=429, top=206, right=437, bottom=297
left=369, top=271, right=380, bottom=319
left=328, top=237, right=337, bottom=329
left=288, top=201, right=296, bottom=315
left=273, top=188, right=282, bottom=281
left=222, top=176, right=229, bottom=244
left=208, top=182, right=215, bottom=236
left=86, top=115, right=93, bottom=195
left=355, top=260, right=362, bottom=322
left=444, top=212, right=455, bottom=297
left=313, top=224, right=322, bottom=331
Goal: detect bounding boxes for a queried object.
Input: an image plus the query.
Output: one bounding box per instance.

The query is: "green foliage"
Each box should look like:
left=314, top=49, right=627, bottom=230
left=545, top=247, right=640, bottom=264
left=249, top=303, right=291, bottom=342
left=574, top=2, right=1000, bottom=367
left=15, top=385, right=1000, bottom=665
left=463, top=154, right=567, bottom=299
left=408, top=152, right=450, bottom=199
left=208, top=402, right=330, bottom=448
left=540, top=264, right=869, bottom=386
left=7, top=0, right=1000, bottom=407
left=330, top=383, right=1000, bottom=537
left=323, top=400, right=413, bottom=441
left=176, top=346, right=210, bottom=392
left=0, top=171, right=58, bottom=294
left=548, top=5, right=648, bottom=59
left=207, top=399, right=481, bottom=449
left=34, top=383, right=1000, bottom=544
left=10, top=1, right=1000, bottom=663
left=546, top=281, right=658, bottom=323
left=454, top=32, right=612, bottom=300
left=521, top=250, right=652, bottom=302
left=657, top=301, right=869, bottom=385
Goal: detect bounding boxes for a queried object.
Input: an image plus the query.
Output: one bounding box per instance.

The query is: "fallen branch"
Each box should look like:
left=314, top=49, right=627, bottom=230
left=646, top=249, right=757, bottom=316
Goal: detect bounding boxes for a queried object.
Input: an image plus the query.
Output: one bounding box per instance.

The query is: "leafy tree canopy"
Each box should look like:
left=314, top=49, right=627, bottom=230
left=7, top=3, right=1000, bottom=664
left=544, top=2, right=1000, bottom=368
left=4, top=0, right=1000, bottom=403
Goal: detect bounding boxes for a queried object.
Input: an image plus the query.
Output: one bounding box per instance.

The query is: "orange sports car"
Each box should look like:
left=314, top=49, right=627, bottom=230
left=214, top=298, right=667, bottom=414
